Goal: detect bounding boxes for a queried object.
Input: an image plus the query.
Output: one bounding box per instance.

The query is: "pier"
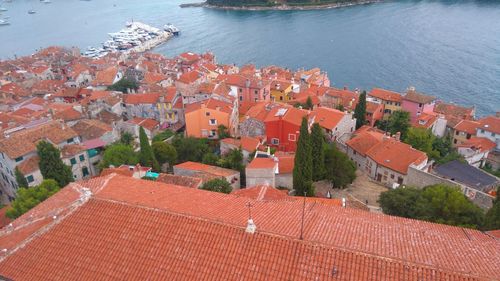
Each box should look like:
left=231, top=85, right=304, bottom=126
left=83, top=21, right=174, bottom=60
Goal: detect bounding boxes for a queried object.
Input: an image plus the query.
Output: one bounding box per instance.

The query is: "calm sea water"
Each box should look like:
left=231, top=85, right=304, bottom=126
left=0, top=0, right=499, bottom=115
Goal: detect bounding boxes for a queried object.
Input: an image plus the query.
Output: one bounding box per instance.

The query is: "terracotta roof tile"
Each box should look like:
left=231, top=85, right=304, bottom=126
left=231, top=184, right=289, bottom=201
left=369, top=88, right=403, bottom=102
left=0, top=121, right=78, bottom=159
left=0, top=174, right=497, bottom=280
left=310, top=107, right=346, bottom=130
left=16, top=156, right=40, bottom=175
left=184, top=98, right=233, bottom=115
left=478, top=116, right=500, bottom=134
left=124, top=93, right=160, bottom=105
left=174, top=161, right=239, bottom=177
left=156, top=174, right=203, bottom=188
left=366, top=138, right=428, bottom=174
left=404, top=89, right=436, bottom=104
left=457, top=137, right=496, bottom=152
left=71, top=119, right=112, bottom=141
left=454, top=120, right=480, bottom=135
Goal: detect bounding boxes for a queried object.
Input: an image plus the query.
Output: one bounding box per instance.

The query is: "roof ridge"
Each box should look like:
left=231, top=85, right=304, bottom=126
left=85, top=196, right=492, bottom=280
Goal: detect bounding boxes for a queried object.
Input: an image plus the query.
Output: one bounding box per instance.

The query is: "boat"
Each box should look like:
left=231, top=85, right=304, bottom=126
left=0, top=19, right=10, bottom=26
left=28, top=10, right=36, bottom=14
left=0, top=7, right=7, bottom=12
left=41, top=0, right=52, bottom=3
left=164, top=24, right=180, bottom=35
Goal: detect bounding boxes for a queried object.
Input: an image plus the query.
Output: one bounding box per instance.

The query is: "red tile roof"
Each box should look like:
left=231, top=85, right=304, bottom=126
left=457, top=137, right=496, bottom=152
left=478, top=116, right=500, bottom=134
left=0, top=121, right=78, bottom=159
left=310, top=107, right=346, bottom=130
left=156, top=173, right=203, bottom=189
left=123, top=93, right=160, bottom=104
left=366, top=138, right=428, bottom=174
left=434, top=102, right=474, bottom=119
left=184, top=98, right=233, bottom=115
left=412, top=112, right=437, bottom=129
left=177, top=70, right=202, bottom=84
left=222, top=136, right=261, bottom=153
left=369, top=88, right=403, bottom=102
left=174, top=161, right=239, bottom=177
left=276, top=153, right=295, bottom=174
left=454, top=119, right=480, bottom=135
left=247, top=157, right=277, bottom=169
left=346, top=126, right=386, bottom=156
left=129, top=117, right=159, bottom=132
left=0, top=174, right=498, bottom=280
left=92, top=66, right=118, bottom=86
left=404, top=89, right=436, bottom=104
left=16, top=156, right=40, bottom=175
left=264, top=106, right=308, bottom=127
left=231, top=184, right=289, bottom=201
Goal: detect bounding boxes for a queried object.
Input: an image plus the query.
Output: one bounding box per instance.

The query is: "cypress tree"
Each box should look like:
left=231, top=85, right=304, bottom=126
left=354, top=91, right=367, bottom=129
left=37, top=140, right=74, bottom=187
left=15, top=167, right=29, bottom=188
left=305, top=96, right=314, bottom=110
left=139, top=127, right=160, bottom=172
left=310, top=123, right=325, bottom=181
left=293, top=117, right=314, bottom=196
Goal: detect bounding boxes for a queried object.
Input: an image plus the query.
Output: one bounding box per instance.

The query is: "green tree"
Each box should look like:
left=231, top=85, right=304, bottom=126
left=218, top=148, right=244, bottom=171
left=484, top=187, right=500, bottom=230
left=293, top=117, right=314, bottom=196
left=378, top=184, right=485, bottom=229
left=379, top=187, right=424, bottom=218
left=324, top=144, right=356, bottom=189
left=152, top=130, right=174, bottom=143
left=6, top=179, right=60, bottom=219
left=202, top=152, right=220, bottom=166
left=37, top=141, right=73, bottom=187
left=172, top=135, right=210, bottom=163
left=310, top=123, right=325, bottom=181
left=99, top=143, right=138, bottom=169
left=354, top=91, right=367, bottom=129
left=139, top=127, right=160, bottom=171
left=15, top=167, right=28, bottom=188
left=119, top=131, right=134, bottom=146
left=152, top=141, right=177, bottom=168
left=217, top=125, right=230, bottom=139
left=200, top=178, right=232, bottom=194
left=419, top=184, right=484, bottom=228
left=387, top=110, right=410, bottom=138
left=403, top=127, right=440, bottom=159
left=335, top=103, right=345, bottom=111
left=305, top=96, right=314, bottom=110
left=107, top=78, right=138, bottom=93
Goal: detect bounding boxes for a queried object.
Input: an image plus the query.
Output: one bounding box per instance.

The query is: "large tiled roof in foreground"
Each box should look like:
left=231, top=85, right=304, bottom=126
left=0, top=174, right=498, bottom=280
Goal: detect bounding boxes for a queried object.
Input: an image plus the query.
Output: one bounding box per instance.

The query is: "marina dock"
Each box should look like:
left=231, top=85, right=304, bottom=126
left=83, top=21, right=175, bottom=59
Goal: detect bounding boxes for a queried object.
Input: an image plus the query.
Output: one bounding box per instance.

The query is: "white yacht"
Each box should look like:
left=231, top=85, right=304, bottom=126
left=0, top=19, right=9, bottom=26
left=0, top=7, right=8, bottom=12
left=164, top=24, right=180, bottom=35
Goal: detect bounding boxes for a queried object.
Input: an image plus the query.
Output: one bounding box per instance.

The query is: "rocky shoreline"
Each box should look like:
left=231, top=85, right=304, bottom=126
left=181, top=0, right=382, bottom=11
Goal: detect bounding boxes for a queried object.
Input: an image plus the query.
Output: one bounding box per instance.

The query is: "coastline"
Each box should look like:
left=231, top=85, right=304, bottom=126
left=181, top=0, right=382, bottom=11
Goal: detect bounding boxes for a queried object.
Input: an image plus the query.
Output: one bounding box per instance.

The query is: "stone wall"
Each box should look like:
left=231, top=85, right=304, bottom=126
left=276, top=173, right=293, bottom=189
left=406, top=166, right=494, bottom=209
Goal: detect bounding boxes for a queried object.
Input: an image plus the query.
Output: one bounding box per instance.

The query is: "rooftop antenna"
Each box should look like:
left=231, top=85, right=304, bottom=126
left=300, top=191, right=306, bottom=240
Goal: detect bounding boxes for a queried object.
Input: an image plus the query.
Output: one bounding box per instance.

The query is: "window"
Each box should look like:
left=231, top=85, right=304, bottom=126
left=239, top=88, right=242, bottom=93
left=456, top=131, right=459, bottom=136
left=353, top=151, right=357, bottom=155
left=15, top=156, right=24, bottom=162
left=390, top=174, right=395, bottom=179
left=419, top=103, right=423, bottom=108
left=70, top=158, right=77, bottom=165
left=481, top=129, right=485, bottom=133
left=454, top=139, right=457, bottom=144
left=492, top=132, right=495, bottom=137
left=279, top=96, right=283, bottom=101
left=466, top=134, right=471, bottom=139
left=79, top=155, right=85, bottom=162
left=205, top=112, right=210, bottom=116
left=288, top=134, right=296, bottom=141
left=416, top=111, right=421, bottom=116
left=397, top=177, right=404, bottom=184
left=254, top=90, right=258, bottom=95
left=271, top=138, right=279, bottom=145
left=209, top=119, right=217, bottom=125
left=67, top=138, right=74, bottom=143
left=82, top=167, right=89, bottom=177
left=239, top=96, right=243, bottom=101
left=209, top=130, right=216, bottom=137
left=26, top=175, right=34, bottom=183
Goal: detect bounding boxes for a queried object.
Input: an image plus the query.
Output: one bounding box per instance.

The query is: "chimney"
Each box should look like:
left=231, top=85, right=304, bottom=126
left=245, top=218, right=256, bottom=234
left=343, top=86, right=347, bottom=90
left=394, top=132, right=401, bottom=141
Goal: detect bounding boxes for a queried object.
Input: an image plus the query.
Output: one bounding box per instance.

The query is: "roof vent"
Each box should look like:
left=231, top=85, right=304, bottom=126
left=246, top=219, right=257, bottom=234
left=484, top=124, right=489, bottom=128
left=342, top=198, right=346, bottom=208
left=385, top=159, right=391, bottom=163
